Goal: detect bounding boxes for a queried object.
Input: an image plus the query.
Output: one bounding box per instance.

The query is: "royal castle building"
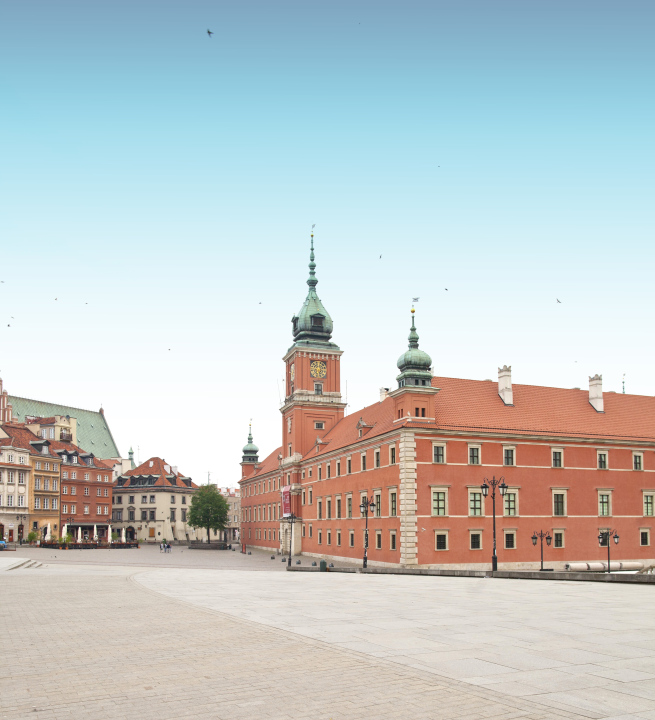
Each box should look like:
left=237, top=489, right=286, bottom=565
left=239, top=236, right=655, bottom=569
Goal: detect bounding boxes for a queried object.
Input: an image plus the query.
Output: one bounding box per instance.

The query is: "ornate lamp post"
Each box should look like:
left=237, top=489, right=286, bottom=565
left=359, top=496, right=375, bottom=569
left=480, top=476, right=508, bottom=572
left=598, top=529, right=619, bottom=573
left=531, top=530, right=552, bottom=571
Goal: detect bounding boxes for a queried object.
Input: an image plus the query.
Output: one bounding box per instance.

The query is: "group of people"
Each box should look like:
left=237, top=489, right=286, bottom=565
left=160, top=542, right=172, bottom=553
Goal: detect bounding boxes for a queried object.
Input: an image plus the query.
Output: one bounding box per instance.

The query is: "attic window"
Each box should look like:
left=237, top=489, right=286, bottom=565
left=149, top=461, right=154, bottom=467
left=311, top=315, right=324, bottom=328
left=315, top=422, right=324, bottom=430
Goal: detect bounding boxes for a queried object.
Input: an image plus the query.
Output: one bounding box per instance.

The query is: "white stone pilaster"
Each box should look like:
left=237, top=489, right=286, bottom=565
left=398, top=429, right=418, bottom=566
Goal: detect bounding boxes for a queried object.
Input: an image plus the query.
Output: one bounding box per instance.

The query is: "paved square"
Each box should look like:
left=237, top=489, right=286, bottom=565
left=2, top=546, right=654, bottom=719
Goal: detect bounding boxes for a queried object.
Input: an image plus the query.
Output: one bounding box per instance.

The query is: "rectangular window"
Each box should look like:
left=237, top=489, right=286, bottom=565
left=436, top=533, right=448, bottom=551
left=390, top=446, right=396, bottom=465
left=433, top=445, right=445, bottom=463
left=142, top=495, right=147, bottom=503
left=469, top=446, right=480, bottom=465
left=644, top=495, right=654, bottom=517
left=503, top=448, right=515, bottom=466
left=598, top=452, right=607, bottom=469
left=17, top=495, right=24, bottom=507
left=18, top=472, right=25, bottom=484
left=141, top=510, right=147, bottom=521
left=44, top=479, right=50, bottom=491
left=84, top=473, right=89, bottom=481
left=318, top=530, right=322, bottom=545
left=171, top=495, right=175, bottom=503
left=327, top=499, right=331, bottom=519
left=469, top=492, right=482, bottom=516
left=336, top=460, right=341, bottom=476
left=432, top=491, right=446, bottom=516
left=634, top=453, right=643, bottom=471
left=315, top=422, right=324, bottom=430
left=84, top=487, right=89, bottom=496
left=552, top=450, right=563, bottom=468
left=70, top=504, right=76, bottom=513
left=349, top=530, right=354, bottom=547
left=318, top=500, right=322, bottom=520
left=63, top=504, right=68, bottom=514
left=43, top=497, right=50, bottom=509
left=375, top=531, right=382, bottom=550
left=96, top=488, right=101, bottom=497
left=149, top=510, right=155, bottom=521
left=170, top=509, right=176, bottom=522
left=327, top=464, right=331, bottom=479
left=83, top=505, right=90, bottom=515
left=314, top=383, right=323, bottom=395
left=599, top=493, right=611, bottom=517
left=554, top=531, right=564, bottom=548
left=336, top=497, right=341, bottom=518
left=36, top=462, right=41, bottom=470
left=308, top=489, right=312, bottom=505
left=553, top=493, right=566, bottom=516
left=302, top=490, right=306, bottom=505
left=361, top=454, right=367, bottom=471
left=347, top=458, right=352, bottom=474
left=52, top=498, right=58, bottom=510
left=34, top=497, right=41, bottom=509
left=309, top=524, right=313, bottom=538
left=35, top=478, right=41, bottom=490
left=504, top=532, right=516, bottom=549
left=337, top=530, right=341, bottom=546
left=150, top=495, right=155, bottom=503
left=390, top=492, right=397, bottom=517
left=71, top=486, right=76, bottom=495
left=641, top=530, right=650, bottom=547
left=504, top=493, right=517, bottom=517
left=374, top=494, right=381, bottom=517
left=318, top=466, right=322, bottom=481
left=327, top=531, right=331, bottom=545
left=347, top=497, right=352, bottom=518
left=470, top=533, right=481, bottom=550
left=62, top=485, right=68, bottom=495
left=390, top=531, right=396, bottom=550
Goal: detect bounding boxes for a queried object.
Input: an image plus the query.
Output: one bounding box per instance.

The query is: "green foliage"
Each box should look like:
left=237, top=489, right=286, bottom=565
left=187, top=486, right=229, bottom=542
left=27, top=531, right=38, bottom=543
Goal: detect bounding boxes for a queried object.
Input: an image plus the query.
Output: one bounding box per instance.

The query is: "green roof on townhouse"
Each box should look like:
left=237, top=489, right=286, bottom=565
left=7, top=395, right=121, bottom=459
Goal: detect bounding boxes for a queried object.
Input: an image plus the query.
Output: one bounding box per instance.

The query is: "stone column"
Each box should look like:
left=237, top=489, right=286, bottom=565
left=399, top=429, right=418, bottom=566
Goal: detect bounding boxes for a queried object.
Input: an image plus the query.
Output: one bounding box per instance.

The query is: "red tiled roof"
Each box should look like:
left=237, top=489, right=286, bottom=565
left=25, top=416, right=57, bottom=425
left=0, top=422, right=113, bottom=469
left=248, top=446, right=283, bottom=478
left=117, top=456, right=198, bottom=489
left=430, top=377, right=655, bottom=442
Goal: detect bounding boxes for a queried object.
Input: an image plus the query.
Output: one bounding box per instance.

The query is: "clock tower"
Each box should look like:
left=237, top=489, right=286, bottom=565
left=281, top=232, right=346, bottom=462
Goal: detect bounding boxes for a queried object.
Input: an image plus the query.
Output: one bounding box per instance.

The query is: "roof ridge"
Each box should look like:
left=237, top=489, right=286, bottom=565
left=7, top=394, right=104, bottom=416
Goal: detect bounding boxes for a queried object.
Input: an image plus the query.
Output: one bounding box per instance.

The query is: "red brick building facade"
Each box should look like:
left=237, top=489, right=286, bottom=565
left=240, top=237, right=655, bottom=569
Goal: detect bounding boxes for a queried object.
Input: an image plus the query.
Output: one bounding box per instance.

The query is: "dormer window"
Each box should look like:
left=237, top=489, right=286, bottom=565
left=72, top=456, right=78, bottom=464
left=311, top=315, right=324, bottom=328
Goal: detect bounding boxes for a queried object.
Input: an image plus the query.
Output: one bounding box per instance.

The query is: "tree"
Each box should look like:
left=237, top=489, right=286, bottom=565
left=187, top=485, right=229, bottom=543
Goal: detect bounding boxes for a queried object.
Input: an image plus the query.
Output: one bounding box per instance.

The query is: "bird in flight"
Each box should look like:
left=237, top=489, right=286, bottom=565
left=445, top=288, right=448, bottom=291
left=207, top=29, right=214, bottom=37
left=412, top=297, right=420, bottom=302
left=379, top=254, right=382, bottom=259
left=556, top=298, right=561, bottom=303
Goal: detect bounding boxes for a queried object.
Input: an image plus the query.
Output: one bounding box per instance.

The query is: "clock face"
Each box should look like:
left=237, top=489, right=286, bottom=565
left=310, top=360, right=327, bottom=378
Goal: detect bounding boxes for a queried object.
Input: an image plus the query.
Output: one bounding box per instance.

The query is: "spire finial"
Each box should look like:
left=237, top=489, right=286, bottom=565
left=408, top=307, right=419, bottom=348
left=248, top=419, right=253, bottom=442
left=308, top=224, right=317, bottom=289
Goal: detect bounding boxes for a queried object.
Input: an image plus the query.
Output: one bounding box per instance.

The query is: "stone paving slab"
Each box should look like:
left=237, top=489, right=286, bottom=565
left=135, top=568, right=655, bottom=719
left=1, top=563, right=586, bottom=720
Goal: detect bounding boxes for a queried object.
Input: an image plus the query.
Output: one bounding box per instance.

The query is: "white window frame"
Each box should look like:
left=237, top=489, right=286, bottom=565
left=432, top=442, right=446, bottom=464
left=552, top=447, right=564, bottom=468
left=598, top=489, right=613, bottom=517
left=503, top=529, right=517, bottom=550
left=503, top=488, right=519, bottom=517
left=597, top=450, right=608, bottom=470
left=633, top=452, right=644, bottom=471
left=468, top=444, right=481, bottom=466
left=469, top=530, right=483, bottom=550
left=389, top=445, right=396, bottom=465
left=552, top=489, right=567, bottom=517
left=643, top=492, right=654, bottom=517
left=640, top=528, right=651, bottom=547
left=468, top=488, right=484, bottom=517
left=502, top=445, right=516, bottom=467
left=434, top=530, right=449, bottom=551
left=431, top=487, right=449, bottom=517
left=553, top=528, right=565, bottom=549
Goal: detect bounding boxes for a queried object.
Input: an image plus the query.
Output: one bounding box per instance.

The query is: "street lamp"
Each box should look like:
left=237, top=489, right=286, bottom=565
left=531, top=530, right=552, bottom=571
left=598, top=529, right=619, bottom=573
left=359, top=495, right=376, bottom=569
left=286, top=513, right=297, bottom=568
left=480, top=476, right=507, bottom=572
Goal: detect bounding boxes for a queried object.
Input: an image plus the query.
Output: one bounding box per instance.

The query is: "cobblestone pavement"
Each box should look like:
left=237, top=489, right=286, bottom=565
left=1, top=561, right=590, bottom=720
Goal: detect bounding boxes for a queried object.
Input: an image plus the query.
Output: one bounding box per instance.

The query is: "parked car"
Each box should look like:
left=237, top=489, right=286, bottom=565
left=0, top=539, right=7, bottom=550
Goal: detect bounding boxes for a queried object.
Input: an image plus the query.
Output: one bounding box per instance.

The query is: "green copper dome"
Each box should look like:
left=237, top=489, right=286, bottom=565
left=242, top=424, right=259, bottom=464
left=396, top=311, right=433, bottom=388
left=291, top=233, right=336, bottom=347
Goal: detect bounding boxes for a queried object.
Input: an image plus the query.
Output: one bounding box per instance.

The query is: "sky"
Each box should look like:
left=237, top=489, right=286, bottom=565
left=1, top=1, right=653, bottom=486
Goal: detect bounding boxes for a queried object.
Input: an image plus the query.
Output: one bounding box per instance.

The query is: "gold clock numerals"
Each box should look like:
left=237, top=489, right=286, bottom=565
left=310, top=360, right=327, bottom=378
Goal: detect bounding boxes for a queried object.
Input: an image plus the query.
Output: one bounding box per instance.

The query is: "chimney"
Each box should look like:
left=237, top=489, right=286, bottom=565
left=379, top=387, right=390, bottom=402
left=498, top=365, right=513, bottom=405
left=589, top=374, right=604, bottom=412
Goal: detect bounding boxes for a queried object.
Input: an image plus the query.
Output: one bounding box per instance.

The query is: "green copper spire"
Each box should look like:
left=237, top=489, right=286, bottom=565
left=396, top=309, right=433, bottom=388
left=242, top=422, right=259, bottom=464
left=290, top=230, right=339, bottom=350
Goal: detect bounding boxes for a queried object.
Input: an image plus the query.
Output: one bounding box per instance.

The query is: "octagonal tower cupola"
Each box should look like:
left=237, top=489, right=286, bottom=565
left=241, top=423, right=259, bottom=464
left=396, top=308, right=433, bottom=388
left=291, top=232, right=335, bottom=348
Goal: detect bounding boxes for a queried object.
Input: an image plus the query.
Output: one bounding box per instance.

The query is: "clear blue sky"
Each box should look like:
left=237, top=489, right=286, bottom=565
left=2, top=1, right=653, bottom=485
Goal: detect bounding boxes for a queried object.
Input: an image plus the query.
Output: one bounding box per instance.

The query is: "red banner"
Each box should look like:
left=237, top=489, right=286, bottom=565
left=282, top=485, right=291, bottom=517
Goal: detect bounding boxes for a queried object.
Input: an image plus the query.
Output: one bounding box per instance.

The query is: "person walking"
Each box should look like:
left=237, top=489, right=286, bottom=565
left=159, top=542, right=163, bottom=553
